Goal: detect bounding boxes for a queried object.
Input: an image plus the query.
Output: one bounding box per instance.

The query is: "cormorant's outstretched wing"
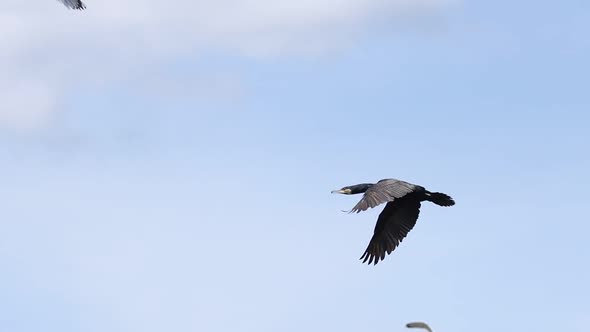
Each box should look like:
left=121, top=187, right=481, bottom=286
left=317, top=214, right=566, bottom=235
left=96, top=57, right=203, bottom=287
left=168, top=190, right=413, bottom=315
left=349, top=178, right=417, bottom=213
left=57, top=0, right=86, bottom=9
left=406, top=322, right=433, bottom=332
left=360, top=196, right=421, bottom=265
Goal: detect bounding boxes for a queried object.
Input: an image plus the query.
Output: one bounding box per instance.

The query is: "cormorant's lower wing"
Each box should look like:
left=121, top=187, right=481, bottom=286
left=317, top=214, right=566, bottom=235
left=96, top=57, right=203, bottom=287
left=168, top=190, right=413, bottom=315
left=360, top=196, right=421, bottom=265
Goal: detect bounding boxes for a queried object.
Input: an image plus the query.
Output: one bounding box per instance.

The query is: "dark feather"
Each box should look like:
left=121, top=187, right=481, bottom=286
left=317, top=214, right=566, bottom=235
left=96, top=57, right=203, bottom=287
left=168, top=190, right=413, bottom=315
left=360, top=193, right=422, bottom=265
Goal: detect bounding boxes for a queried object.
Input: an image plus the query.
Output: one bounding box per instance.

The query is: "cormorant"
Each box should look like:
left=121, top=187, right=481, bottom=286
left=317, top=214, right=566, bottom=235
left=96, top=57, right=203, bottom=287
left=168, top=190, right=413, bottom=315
left=406, top=322, right=433, bottom=332
left=331, top=178, right=455, bottom=265
left=57, top=0, right=86, bottom=9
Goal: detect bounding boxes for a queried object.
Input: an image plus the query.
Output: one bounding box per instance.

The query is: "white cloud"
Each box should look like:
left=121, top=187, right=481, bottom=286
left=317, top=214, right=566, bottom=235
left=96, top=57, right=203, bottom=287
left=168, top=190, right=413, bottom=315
left=0, top=0, right=454, bottom=131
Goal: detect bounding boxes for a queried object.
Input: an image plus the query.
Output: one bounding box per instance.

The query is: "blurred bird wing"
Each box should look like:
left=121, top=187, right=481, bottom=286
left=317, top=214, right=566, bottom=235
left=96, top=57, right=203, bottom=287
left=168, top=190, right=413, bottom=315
left=406, top=322, right=433, bottom=332
left=349, top=178, right=417, bottom=213
left=58, top=0, right=85, bottom=9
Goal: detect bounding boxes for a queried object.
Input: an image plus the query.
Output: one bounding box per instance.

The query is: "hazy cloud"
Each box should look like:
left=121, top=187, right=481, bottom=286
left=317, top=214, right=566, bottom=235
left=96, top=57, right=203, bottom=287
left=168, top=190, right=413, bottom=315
left=0, top=0, right=455, bottom=131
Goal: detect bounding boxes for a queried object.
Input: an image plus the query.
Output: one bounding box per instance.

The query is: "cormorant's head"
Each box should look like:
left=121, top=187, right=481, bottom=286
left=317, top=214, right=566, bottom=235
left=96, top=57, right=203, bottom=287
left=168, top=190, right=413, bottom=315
left=331, top=183, right=373, bottom=195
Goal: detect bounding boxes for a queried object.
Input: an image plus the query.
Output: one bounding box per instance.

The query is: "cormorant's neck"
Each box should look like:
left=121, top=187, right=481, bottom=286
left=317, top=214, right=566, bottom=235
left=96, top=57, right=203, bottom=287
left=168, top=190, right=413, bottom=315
left=349, top=183, right=374, bottom=194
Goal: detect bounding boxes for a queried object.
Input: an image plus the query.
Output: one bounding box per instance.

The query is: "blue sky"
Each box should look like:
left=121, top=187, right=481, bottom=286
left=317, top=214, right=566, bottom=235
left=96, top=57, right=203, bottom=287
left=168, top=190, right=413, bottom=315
left=1, top=1, right=589, bottom=331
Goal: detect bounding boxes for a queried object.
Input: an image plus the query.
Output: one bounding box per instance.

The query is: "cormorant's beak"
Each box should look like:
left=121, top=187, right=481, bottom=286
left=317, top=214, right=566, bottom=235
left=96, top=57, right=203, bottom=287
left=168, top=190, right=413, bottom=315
left=331, top=189, right=351, bottom=194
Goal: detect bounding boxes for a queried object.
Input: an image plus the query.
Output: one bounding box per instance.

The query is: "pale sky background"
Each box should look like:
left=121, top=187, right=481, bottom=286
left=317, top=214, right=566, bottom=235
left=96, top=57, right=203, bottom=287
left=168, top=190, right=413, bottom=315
left=1, top=1, right=589, bottom=332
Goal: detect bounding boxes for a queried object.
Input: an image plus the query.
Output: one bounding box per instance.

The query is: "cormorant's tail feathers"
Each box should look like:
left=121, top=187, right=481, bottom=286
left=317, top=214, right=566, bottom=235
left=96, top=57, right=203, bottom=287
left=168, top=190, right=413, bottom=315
left=426, top=192, right=455, bottom=206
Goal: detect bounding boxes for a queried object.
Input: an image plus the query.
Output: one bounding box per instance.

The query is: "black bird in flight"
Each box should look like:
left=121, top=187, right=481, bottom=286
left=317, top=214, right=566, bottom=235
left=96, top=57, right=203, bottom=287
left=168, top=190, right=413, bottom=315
left=57, top=0, right=86, bottom=10
left=332, top=178, right=455, bottom=265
